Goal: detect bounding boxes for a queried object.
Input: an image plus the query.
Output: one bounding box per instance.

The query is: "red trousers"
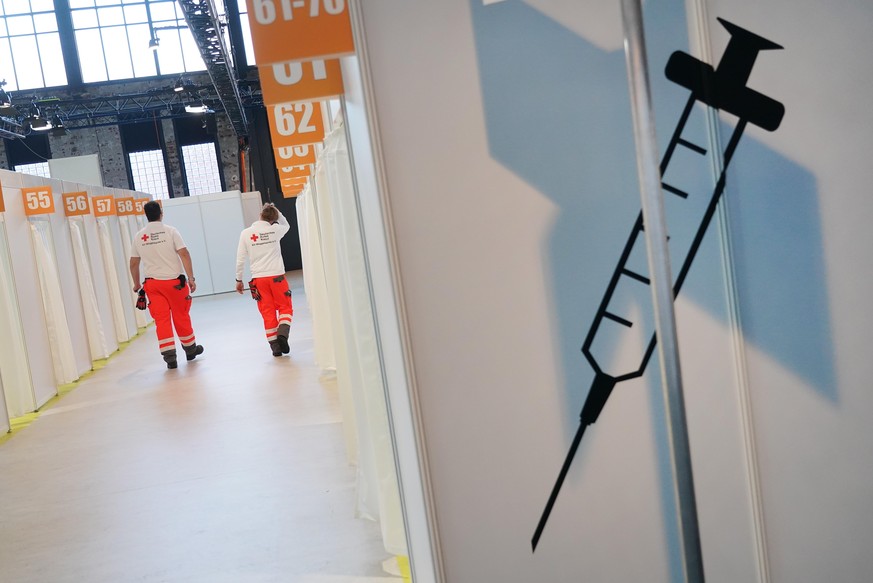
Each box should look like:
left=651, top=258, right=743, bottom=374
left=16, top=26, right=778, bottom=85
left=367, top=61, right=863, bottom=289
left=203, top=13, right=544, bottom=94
left=251, top=275, right=293, bottom=342
left=143, top=278, right=196, bottom=354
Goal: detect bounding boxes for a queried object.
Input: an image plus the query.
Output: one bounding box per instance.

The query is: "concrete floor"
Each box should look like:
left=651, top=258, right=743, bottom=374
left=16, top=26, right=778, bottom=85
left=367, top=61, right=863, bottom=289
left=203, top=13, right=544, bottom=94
left=0, top=271, right=402, bottom=583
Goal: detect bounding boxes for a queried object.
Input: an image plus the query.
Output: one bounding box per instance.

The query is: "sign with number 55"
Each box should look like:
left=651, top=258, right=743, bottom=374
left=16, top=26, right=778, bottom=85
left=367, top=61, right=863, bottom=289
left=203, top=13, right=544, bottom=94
left=22, top=186, right=55, bottom=216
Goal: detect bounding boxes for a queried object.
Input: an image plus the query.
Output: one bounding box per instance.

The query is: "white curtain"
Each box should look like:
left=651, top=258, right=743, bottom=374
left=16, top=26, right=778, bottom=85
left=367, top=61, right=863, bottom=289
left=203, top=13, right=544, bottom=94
left=98, top=219, right=131, bottom=343
left=313, top=155, right=361, bottom=466
left=30, top=220, right=79, bottom=385
left=0, top=221, right=34, bottom=417
left=312, top=123, right=407, bottom=555
left=297, top=186, right=337, bottom=371
left=118, top=217, right=148, bottom=328
left=70, top=219, right=111, bottom=360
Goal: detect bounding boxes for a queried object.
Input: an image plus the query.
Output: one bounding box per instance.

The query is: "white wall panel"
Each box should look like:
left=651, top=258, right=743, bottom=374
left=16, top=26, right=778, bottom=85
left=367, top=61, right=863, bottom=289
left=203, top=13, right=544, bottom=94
left=0, top=216, right=35, bottom=417
left=0, top=170, right=57, bottom=408
left=199, top=190, right=246, bottom=294
left=161, top=196, right=213, bottom=296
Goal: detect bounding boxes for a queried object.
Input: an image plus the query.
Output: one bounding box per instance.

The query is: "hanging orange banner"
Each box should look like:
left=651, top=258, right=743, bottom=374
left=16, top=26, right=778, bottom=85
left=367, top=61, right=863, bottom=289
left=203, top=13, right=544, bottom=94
left=245, top=0, right=354, bottom=65
left=268, top=101, right=326, bottom=148
left=63, top=191, right=91, bottom=217
left=278, top=165, right=312, bottom=179
left=0, top=181, right=5, bottom=213
left=92, top=195, right=116, bottom=217
left=22, top=186, right=55, bottom=216
left=259, top=59, right=344, bottom=105
left=275, top=144, right=317, bottom=166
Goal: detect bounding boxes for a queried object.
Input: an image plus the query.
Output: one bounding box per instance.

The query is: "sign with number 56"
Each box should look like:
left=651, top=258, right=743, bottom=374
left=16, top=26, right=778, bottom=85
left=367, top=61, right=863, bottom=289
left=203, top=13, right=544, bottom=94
left=63, top=191, right=91, bottom=217
left=22, top=186, right=55, bottom=216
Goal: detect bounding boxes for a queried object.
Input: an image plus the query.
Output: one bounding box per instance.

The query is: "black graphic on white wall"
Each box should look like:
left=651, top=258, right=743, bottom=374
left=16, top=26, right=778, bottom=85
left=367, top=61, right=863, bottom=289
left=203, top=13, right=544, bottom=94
left=532, top=18, right=785, bottom=551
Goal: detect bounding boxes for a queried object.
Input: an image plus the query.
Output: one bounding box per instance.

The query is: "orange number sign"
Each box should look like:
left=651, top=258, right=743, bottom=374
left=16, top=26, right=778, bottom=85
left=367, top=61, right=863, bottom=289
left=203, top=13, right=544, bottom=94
left=22, top=186, right=55, bottom=216
left=275, top=144, right=317, bottom=166
left=259, top=59, right=344, bottom=105
left=116, top=197, right=136, bottom=216
left=268, top=101, right=326, bottom=148
left=245, top=0, right=353, bottom=65
left=63, top=191, right=91, bottom=217
left=92, top=195, right=116, bottom=217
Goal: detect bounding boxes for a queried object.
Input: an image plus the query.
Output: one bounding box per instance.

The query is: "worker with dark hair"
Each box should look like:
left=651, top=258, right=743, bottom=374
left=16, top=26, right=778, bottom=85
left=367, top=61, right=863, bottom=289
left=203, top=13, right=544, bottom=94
left=235, top=202, right=293, bottom=357
left=130, top=200, right=204, bottom=369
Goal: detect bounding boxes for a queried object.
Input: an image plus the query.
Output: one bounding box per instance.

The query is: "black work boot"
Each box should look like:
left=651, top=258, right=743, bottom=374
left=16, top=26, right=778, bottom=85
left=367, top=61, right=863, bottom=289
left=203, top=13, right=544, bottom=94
left=277, top=323, right=290, bottom=354
left=269, top=341, right=283, bottom=357
left=184, top=344, right=204, bottom=361
left=162, top=350, right=178, bottom=369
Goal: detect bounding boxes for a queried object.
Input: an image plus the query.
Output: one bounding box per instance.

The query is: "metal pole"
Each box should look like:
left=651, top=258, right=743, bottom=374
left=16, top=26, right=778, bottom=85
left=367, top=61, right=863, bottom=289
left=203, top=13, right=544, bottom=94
left=618, top=1, right=705, bottom=581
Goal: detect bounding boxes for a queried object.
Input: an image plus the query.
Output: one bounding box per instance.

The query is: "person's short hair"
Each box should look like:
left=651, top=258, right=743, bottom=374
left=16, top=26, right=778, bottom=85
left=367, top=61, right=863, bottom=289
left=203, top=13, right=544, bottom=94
left=144, top=201, right=162, bottom=222
left=260, top=203, right=279, bottom=223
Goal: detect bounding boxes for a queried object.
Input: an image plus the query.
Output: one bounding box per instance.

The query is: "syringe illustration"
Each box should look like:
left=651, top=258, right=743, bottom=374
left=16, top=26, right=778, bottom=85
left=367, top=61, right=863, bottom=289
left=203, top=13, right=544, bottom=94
left=532, top=18, right=785, bottom=551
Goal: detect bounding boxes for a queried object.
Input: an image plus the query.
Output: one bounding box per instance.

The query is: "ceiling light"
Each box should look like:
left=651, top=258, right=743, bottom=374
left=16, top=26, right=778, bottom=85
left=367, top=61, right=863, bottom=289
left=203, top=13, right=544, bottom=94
left=50, top=114, right=67, bottom=136
left=148, top=37, right=160, bottom=51
left=185, top=104, right=214, bottom=114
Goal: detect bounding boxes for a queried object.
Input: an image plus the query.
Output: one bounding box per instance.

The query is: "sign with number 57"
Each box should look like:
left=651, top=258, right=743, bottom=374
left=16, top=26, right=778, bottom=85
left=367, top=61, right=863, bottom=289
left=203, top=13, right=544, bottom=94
left=22, top=186, right=55, bottom=216
left=92, top=195, right=116, bottom=217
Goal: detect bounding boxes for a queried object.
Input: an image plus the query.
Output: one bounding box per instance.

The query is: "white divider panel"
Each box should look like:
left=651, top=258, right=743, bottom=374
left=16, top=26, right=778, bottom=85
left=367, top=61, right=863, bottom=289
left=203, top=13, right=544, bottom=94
left=38, top=178, right=93, bottom=376
left=161, top=195, right=211, bottom=296
left=30, top=218, right=79, bottom=385
left=296, top=186, right=336, bottom=371
left=69, top=217, right=111, bottom=360
left=0, top=375, right=9, bottom=434
left=108, top=212, right=138, bottom=339
left=118, top=215, right=149, bottom=328
left=48, top=154, right=103, bottom=186
left=0, top=170, right=57, bottom=408
left=0, top=217, right=36, bottom=417
left=97, top=217, right=131, bottom=343
left=80, top=192, right=120, bottom=357
left=199, top=190, right=246, bottom=294
left=312, top=163, right=360, bottom=465
left=328, top=128, right=405, bottom=552
left=241, top=191, right=262, bottom=227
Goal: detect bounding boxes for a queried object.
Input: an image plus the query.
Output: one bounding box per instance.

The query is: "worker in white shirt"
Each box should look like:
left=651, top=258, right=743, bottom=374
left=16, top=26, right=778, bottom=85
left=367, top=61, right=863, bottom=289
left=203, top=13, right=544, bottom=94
left=130, top=200, right=204, bottom=369
left=235, top=203, right=293, bottom=357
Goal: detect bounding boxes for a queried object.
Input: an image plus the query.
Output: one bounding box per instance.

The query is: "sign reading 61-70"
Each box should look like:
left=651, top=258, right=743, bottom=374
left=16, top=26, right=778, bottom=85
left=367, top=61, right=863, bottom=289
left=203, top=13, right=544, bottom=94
left=245, top=0, right=353, bottom=65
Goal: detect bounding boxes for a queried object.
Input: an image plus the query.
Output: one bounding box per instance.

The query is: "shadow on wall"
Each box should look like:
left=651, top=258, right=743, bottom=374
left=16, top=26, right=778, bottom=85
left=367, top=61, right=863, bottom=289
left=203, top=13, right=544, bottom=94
left=469, top=2, right=835, bottom=439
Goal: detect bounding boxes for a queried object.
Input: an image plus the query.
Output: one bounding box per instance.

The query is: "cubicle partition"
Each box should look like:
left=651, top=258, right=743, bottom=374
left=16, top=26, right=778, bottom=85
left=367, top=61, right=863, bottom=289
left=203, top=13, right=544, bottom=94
left=0, top=170, right=59, bottom=409
left=0, top=206, right=35, bottom=418
left=162, top=190, right=250, bottom=296
left=0, top=170, right=158, bottom=423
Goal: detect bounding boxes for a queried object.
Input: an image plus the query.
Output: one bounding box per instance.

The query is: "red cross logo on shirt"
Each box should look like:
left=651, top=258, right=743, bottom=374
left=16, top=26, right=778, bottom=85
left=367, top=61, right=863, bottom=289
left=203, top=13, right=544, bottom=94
left=251, top=234, right=259, bottom=242
left=141, top=234, right=149, bottom=242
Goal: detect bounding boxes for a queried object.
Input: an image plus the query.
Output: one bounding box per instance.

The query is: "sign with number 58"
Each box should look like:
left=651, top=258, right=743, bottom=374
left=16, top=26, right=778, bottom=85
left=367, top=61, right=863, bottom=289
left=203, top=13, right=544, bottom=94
left=22, top=186, right=55, bottom=216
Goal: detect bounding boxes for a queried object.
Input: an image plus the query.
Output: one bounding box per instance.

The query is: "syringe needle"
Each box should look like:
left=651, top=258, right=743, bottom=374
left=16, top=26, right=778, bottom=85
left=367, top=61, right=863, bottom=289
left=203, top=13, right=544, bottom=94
left=532, top=373, right=617, bottom=550
left=532, top=421, right=586, bottom=551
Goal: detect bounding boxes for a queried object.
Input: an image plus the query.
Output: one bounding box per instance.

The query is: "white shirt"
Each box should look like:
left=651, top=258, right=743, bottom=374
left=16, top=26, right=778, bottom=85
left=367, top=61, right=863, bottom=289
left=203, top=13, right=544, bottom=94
left=131, top=221, right=187, bottom=280
left=236, top=211, right=290, bottom=280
